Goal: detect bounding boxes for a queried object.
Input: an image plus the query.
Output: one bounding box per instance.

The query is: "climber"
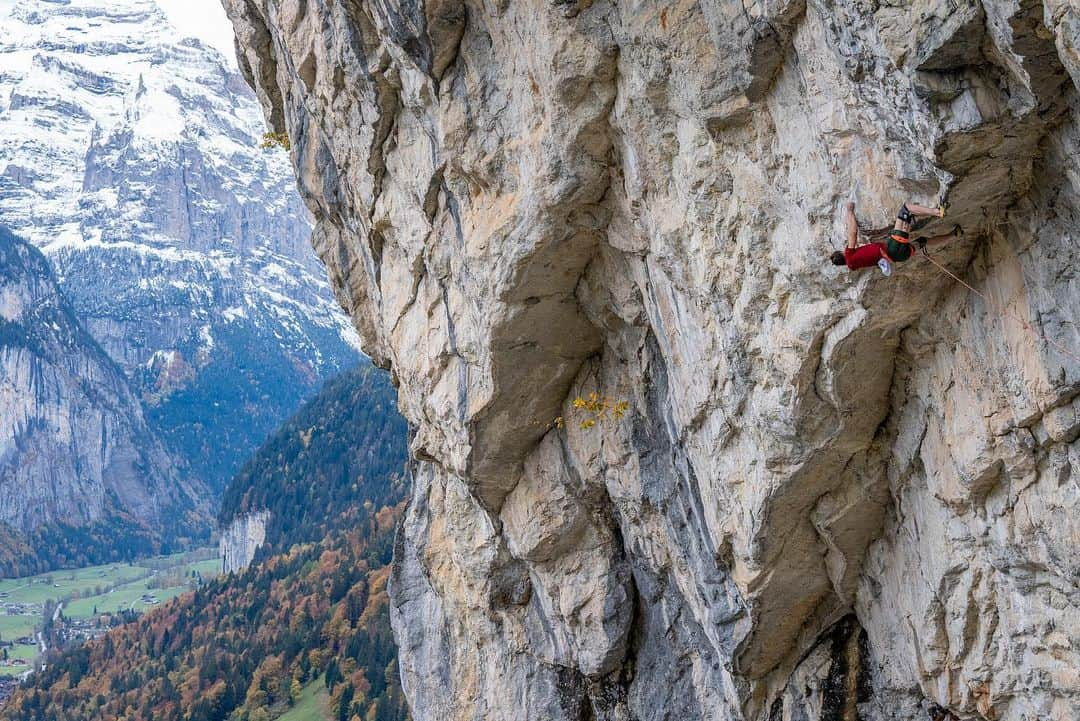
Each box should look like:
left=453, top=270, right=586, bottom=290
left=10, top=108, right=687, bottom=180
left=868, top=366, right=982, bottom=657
left=829, top=200, right=961, bottom=276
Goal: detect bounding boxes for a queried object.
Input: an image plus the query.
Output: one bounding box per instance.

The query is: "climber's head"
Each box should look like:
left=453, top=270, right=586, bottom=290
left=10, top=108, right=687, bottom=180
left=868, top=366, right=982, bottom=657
left=829, top=250, right=846, bottom=266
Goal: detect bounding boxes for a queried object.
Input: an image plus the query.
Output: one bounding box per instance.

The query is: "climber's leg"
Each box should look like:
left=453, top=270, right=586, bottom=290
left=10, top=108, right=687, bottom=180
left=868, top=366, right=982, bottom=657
left=895, top=201, right=944, bottom=234
left=845, top=201, right=859, bottom=249
left=902, top=201, right=944, bottom=219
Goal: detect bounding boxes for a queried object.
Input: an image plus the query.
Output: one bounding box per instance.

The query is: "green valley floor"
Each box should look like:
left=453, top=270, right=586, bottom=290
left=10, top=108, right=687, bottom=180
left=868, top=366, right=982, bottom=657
left=0, top=550, right=218, bottom=678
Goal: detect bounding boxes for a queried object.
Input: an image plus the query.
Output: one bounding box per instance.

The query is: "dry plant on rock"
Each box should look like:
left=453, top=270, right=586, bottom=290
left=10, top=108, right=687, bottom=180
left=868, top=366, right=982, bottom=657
left=554, top=392, right=630, bottom=430
left=260, top=131, right=291, bottom=151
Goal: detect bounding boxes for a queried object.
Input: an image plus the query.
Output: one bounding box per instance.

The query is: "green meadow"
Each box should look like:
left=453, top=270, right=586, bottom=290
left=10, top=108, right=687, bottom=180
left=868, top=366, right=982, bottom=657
left=0, top=550, right=218, bottom=675
left=276, top=676, right=332, bottom=721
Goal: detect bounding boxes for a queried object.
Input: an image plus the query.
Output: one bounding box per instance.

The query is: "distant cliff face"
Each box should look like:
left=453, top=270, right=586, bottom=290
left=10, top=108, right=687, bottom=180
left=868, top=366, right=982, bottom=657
left=224, top=1, right=1080, bottom=720
left=0, top=0, right=361, bottom=492
left=219, top=510, right=269, bottom=573
left=0, top=227, right=208, bottom=574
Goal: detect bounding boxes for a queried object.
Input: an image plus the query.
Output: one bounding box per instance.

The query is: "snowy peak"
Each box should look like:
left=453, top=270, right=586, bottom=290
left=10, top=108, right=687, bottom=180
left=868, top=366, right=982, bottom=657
left=0, top=0, right=363, bottom=495
left=0, top=0, right=306, bottom=262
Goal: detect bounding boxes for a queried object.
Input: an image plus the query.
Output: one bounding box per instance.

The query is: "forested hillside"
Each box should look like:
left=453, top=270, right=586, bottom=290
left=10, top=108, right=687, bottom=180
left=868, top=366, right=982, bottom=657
left=219, top=363, right=409, bottom=555
left=0, top=513, right=408, bottom=721
left=0, top=516, right=207, bottom=579
left=2, top=361, right=412, bottom=721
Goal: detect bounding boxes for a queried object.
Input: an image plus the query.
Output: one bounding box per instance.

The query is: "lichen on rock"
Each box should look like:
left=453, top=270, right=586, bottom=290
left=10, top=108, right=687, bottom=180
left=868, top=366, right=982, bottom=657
left=223, top=0, right=1080, bottom=718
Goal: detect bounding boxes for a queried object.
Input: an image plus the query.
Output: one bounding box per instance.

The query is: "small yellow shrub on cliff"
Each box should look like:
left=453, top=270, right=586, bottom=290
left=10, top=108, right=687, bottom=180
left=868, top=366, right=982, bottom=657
left=554, top=392, right=629, bottom=430
left=260, top=131, right=291, bottom=150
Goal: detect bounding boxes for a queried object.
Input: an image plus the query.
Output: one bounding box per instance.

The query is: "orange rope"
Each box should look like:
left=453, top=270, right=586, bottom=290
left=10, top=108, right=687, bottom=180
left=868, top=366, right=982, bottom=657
left=919, top=249, right=1080, bottom=364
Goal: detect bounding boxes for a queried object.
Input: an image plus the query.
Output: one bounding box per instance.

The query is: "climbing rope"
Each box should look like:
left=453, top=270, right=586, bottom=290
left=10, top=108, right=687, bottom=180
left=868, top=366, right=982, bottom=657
left=919, top=247, right=1080, bottom=364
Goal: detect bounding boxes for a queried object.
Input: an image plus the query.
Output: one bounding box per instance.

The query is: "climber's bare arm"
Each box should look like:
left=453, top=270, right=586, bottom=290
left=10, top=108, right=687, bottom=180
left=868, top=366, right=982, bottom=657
left=845, top=201, right=859, bottom=249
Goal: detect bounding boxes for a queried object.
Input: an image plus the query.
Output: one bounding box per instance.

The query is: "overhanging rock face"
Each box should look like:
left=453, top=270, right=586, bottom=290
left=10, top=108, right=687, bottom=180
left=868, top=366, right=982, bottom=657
left=222, top=0, right=1080, bottom=718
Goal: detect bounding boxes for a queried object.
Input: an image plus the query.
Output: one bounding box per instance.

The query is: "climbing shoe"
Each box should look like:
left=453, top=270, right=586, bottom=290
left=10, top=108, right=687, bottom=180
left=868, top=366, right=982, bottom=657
left=877, top=257, right=893, bottom=277
left=952, top=224, right=964, bottom=237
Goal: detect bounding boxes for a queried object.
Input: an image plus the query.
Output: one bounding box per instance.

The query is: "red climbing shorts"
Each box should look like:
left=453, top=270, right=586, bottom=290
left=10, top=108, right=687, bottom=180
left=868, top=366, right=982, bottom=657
left=844, top=243, right=886, bottom=270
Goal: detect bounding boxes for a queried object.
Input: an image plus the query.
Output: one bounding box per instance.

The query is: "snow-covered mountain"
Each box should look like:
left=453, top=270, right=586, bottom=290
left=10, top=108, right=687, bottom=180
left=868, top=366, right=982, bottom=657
left=0, top=0, right=362, bottom=493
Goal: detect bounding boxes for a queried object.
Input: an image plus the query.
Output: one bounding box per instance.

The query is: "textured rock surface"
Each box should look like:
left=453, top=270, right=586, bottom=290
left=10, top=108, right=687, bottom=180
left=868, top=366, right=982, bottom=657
left=219, top=510, right=270, bottom=573
left=0, top=0, right=361, bottom=492
left=0, top=227, right=206, bottom=544
left=224, top=0, right=1080, bottom=719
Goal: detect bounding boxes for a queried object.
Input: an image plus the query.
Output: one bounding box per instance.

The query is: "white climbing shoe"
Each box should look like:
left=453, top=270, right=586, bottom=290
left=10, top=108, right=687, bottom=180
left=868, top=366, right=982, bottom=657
left=877, top=257, right=893, bottom=276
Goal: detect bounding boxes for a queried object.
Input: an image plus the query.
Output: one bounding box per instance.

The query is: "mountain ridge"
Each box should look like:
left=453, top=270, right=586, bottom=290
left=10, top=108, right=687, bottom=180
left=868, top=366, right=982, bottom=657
left=0, top=225, right=209, bottom=576
left=0, top=357, right=413, bottom=721
left=218, top=362, right=409, bottom=561
left=0, top=0, right=362, bottom=494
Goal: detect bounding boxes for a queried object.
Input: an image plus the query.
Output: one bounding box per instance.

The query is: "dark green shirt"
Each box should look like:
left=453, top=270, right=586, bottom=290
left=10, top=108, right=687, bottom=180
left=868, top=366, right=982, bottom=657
left=886, top=236, right=913, bottom=262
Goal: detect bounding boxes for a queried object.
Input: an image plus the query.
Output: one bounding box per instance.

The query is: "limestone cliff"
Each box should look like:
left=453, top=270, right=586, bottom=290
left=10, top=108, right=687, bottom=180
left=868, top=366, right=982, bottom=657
left=219, top=510, right=270, bottom=573
left=223, top=1, right=1080, bottom=719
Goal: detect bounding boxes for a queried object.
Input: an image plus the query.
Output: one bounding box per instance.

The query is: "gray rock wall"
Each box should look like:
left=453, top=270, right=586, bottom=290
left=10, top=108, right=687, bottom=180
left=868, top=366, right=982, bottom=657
left=223, top=0, right=1080, bottom=719
left=219, top=510, right=270, bottom=573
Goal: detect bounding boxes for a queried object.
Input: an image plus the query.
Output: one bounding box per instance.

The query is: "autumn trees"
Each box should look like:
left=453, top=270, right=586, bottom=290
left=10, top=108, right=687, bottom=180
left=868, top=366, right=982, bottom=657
left=2, top=521, right=409, bottom=721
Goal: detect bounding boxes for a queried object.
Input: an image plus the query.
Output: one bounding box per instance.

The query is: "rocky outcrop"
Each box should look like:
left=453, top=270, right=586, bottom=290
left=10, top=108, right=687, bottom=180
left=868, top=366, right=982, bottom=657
left=0, top=226, right=207, bottom=564
left=219, top=510, right=270, bottom=573
left=224, top=0, right=1080, bottom=719
left=0, top=0, right=361, bottom=492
